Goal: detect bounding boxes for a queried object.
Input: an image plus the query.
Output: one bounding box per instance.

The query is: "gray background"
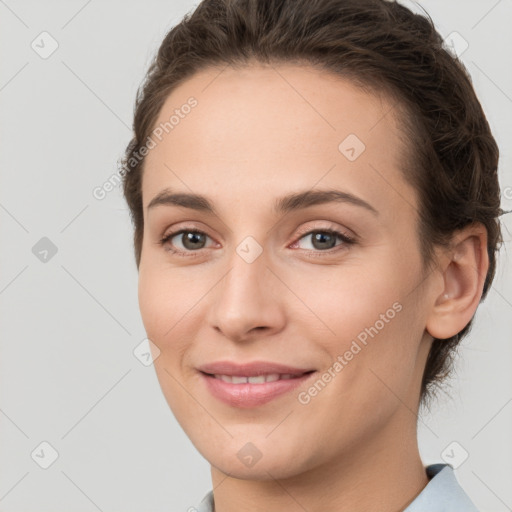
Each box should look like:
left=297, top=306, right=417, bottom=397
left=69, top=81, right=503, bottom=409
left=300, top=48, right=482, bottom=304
left=0, top=0, right=511, bottom=511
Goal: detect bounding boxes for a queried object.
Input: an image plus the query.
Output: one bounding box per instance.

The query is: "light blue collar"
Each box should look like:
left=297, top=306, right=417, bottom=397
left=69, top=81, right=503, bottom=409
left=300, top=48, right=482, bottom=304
left=404, top=463, right=479, bottom=511
left=195, top=463, right=479, bottom=512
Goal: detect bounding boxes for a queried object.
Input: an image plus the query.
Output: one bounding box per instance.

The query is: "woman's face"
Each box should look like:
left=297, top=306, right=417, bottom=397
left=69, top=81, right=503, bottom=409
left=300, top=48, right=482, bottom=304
left=138, top=63, right=440, bottom=478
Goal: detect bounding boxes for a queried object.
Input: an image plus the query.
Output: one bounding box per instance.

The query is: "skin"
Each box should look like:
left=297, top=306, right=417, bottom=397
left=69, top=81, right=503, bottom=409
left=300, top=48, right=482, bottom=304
left=137, top=62, right=488, bottom=512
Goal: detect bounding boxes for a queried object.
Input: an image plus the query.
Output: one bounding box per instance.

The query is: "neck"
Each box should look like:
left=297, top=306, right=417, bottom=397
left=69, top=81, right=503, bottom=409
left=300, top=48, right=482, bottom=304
left=209, top=406, right=430, bottom=512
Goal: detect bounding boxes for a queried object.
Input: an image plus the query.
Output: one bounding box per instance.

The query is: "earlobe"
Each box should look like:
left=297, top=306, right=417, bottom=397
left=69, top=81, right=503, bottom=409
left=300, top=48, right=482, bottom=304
left=426, top=224, right=489, bottom=340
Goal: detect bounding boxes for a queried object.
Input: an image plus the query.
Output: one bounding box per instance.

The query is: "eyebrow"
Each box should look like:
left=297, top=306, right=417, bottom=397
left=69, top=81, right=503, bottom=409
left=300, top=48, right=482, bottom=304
left=147, top=187, right=378, bottom=216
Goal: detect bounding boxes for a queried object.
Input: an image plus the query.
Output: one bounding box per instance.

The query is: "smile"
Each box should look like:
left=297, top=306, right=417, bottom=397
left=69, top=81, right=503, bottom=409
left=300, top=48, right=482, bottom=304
left=212, top=373, right=301, bottom=383
left=196, top=360, right=317, bottom=407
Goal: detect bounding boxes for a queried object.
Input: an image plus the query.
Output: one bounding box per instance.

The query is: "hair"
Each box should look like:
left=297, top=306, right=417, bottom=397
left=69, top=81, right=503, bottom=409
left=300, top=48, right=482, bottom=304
left=121, top=0, right=504, bottom=410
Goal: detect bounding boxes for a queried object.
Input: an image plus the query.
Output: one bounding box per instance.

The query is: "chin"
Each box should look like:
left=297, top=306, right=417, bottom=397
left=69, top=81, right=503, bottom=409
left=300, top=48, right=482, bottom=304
left=210, top=454, right=302, bottom=481
left=196, top=433, right=314, bottom=481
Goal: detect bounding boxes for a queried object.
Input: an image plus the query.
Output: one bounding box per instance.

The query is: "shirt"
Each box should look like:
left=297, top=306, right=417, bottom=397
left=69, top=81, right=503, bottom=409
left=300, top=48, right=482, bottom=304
left=194, top=463, right=480, bottom=512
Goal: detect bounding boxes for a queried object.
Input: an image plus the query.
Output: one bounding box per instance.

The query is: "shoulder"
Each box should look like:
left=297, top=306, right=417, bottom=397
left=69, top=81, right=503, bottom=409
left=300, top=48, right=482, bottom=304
left=404, top=463, right=480, bottom=512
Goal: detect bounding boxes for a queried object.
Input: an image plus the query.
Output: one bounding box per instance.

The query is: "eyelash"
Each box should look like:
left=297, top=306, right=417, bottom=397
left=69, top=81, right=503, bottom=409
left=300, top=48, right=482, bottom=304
left=159, top=225, right=356, bottom=258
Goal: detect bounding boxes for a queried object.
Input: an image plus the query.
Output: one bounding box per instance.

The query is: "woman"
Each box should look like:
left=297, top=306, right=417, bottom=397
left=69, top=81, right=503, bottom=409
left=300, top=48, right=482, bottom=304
left=121, top=0, right=504, bottom=510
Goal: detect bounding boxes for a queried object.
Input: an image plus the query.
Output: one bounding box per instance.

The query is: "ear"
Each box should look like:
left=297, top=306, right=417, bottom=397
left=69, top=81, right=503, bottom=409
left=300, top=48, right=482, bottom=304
left=426, top=223, right=489, bottom=340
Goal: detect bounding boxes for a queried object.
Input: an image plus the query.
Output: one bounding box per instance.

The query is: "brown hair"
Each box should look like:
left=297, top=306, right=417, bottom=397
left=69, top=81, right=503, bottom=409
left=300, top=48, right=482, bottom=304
left=121, top=0, right=504, bottom=409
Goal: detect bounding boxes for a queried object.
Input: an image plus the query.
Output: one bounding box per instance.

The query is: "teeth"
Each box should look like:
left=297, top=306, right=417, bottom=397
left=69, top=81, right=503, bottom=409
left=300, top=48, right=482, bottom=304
left=216, top=374, right=233, bottom=383
left=248, top=375, right=266, bottom=384
left=213, top=373, right=294, bottom=384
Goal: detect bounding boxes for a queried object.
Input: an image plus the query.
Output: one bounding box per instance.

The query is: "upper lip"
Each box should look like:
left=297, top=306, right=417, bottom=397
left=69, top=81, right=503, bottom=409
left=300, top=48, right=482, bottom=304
left=197, top=361, right=315, bottom=377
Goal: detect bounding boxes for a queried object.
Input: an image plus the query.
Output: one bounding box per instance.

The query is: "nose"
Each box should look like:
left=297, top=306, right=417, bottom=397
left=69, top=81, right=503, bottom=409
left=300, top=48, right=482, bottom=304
left=206, top=246, right=286, bottom=343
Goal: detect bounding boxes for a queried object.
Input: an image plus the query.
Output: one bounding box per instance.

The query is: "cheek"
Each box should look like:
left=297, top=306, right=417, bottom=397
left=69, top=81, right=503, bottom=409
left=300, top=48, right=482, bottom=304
left=138, top=264, right=166, bottom=339
left=300, top=254, right=424, bottom=392
left=288, top=289, right=423, bottom=463
left=137, top=260, right=215, bottom=361
left=138, top=260, right=189, bottom=332
left=295, top=262, right=404, bottom=347
left=137, top=263, right=201, bottom=413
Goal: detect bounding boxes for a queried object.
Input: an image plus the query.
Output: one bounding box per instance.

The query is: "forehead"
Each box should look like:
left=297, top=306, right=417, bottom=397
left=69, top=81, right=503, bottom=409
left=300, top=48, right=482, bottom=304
left=142, top=62, right=415, bottom=219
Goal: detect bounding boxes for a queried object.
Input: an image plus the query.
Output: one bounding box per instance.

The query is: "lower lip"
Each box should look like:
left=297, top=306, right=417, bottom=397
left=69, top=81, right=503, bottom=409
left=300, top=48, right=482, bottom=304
left=200, top=372, right=315, bottom=408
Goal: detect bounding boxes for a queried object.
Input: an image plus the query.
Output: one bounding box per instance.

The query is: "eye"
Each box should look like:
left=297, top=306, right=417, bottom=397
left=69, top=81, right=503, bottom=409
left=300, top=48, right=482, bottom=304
left=291, top=228, right=355, bottom=253
left=159, top=229, right=215, bottom=256
left=159, top=225, right=356, bottom=257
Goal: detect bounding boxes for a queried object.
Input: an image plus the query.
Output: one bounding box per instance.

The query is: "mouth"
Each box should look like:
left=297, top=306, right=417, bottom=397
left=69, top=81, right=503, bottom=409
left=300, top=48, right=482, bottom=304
left=205, top=372, right=311, bottom=384
left=197, top=361, right=316, bottom=408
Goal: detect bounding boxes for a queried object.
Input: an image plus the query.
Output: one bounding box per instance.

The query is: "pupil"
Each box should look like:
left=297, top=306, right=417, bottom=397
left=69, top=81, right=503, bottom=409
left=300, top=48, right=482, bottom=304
left=184, top=232, right=205, bottom=249
left=313, top=232, right=335, bottom=250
